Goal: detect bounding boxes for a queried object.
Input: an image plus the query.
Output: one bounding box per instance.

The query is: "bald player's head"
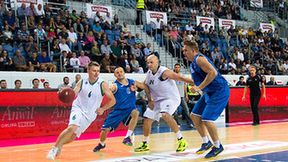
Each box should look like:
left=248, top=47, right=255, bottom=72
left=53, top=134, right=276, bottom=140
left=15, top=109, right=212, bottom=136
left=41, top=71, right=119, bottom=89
left=147, top=55, right=159, bottom=72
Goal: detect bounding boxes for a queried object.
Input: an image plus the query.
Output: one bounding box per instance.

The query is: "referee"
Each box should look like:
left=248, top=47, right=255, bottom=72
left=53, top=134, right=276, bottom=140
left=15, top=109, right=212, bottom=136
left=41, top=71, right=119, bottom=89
left=242, top=65, right=266, bottom=126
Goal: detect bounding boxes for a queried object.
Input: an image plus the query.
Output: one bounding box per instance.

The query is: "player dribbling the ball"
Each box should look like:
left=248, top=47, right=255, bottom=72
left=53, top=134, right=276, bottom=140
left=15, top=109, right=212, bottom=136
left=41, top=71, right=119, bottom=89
left=47, top=62, right=116, bottom=160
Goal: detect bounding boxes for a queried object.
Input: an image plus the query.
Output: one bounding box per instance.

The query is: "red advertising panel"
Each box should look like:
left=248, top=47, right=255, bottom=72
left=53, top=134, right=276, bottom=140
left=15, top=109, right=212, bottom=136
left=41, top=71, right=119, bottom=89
left=228, top=87, right=288, bottom=123
left=0, top=90, right=123, bottom=140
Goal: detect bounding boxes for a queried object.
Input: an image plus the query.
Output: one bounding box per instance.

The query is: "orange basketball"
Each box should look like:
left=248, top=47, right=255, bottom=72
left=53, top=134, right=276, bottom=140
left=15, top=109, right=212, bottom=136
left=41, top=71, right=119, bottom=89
left=58, top=88, right=75, bottom=103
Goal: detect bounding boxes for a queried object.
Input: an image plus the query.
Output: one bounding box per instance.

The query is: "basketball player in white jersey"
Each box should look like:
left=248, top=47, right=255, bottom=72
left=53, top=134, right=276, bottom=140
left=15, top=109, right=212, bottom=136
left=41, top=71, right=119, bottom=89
left=47, top=62, right=116, bottom=160
left=134, top=55, right=194, bottom=152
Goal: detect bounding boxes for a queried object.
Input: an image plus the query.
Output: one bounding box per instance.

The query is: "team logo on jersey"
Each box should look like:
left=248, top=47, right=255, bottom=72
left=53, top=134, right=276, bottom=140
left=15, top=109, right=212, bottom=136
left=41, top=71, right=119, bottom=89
left=126, top=87, right=131, bottom=94
left=149, top=80, right=154, bottom=85
left=72, top=115, right=76, bottom=120
left=88, top=91, right=92, bottom=97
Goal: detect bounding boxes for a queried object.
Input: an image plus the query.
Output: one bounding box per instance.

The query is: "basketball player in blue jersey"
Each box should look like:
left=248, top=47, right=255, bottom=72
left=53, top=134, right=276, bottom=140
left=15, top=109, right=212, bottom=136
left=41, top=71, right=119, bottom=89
left=183, top=41, right=230, bottom=159
left=93, top=67, right=149, bottom=152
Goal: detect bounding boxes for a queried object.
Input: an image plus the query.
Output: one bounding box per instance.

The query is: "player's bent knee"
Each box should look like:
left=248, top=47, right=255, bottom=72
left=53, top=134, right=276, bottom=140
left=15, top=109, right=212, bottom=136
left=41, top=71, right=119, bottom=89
left=131, top=110, right=140, bottom=118
left=160, top=112, right=170, bottom=119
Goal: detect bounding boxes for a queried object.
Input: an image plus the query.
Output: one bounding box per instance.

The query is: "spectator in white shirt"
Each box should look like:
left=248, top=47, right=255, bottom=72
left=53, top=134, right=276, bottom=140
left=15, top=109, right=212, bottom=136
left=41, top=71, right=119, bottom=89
left=67, top=27, right=78, bottom=51
left=59, top=38, right=71, bottom=53
left=70, top=52, right=84, bottom=72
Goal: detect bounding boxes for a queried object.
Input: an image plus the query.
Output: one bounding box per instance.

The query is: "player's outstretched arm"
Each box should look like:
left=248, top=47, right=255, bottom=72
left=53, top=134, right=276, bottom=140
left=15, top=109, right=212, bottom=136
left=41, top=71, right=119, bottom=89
left=135, top=80, right=152, bottom=102
left=196, top=56, right=217, bottom=90
left=96, top=82, right=116, bottom=115
left=162, top=69, right=194, bottom=85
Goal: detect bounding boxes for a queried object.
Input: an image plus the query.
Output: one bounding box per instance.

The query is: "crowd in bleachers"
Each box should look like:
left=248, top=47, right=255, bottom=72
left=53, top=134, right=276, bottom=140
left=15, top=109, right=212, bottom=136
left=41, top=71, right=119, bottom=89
left=144, top=0, right=288, bottom=75
left=146, top=0, right=242, bottom=22
left=0, top=1, right=156, bottom=73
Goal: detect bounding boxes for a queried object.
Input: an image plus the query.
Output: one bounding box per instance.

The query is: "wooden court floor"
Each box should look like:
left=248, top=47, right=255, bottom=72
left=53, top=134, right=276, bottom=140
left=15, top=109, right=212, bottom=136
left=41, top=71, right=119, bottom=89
left=0, top=122, right=288, bottom=162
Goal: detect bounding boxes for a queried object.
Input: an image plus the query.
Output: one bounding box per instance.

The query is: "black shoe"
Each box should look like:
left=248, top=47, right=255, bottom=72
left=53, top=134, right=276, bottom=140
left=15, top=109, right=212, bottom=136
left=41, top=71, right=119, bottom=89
left=93, top=143, right=105, bottom=152
left=252, top=123, right=259, bottom=126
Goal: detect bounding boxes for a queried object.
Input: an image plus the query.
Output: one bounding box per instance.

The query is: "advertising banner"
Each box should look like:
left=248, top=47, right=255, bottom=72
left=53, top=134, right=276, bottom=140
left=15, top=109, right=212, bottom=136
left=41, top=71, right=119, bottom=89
left=260, top=23, right=275, bottom=32
left=86, top=4, right=112, bottom=19
left=0, top=90, right=119, bottom=140
left=219, top=18, right=236, bottom=29
left=196, top=16, right=215, bottom=29
left=145, top=10, right=168, bottom=25
left=228, top=87, right=288, bottom=123
left=250, top=0, right=263, bottom=8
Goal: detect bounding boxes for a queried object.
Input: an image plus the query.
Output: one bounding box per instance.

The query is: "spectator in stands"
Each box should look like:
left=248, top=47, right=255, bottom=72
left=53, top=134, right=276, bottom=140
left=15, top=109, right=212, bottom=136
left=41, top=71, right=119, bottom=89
left=71, top=74, right=81, bottom=89
left=136, top=89, right=147, bottom=117
left=28, top=52, right=40, bottom=72
left=25, top=36, right=39, bottom=57
left=236, top=76, right=246, bottom=86
left=130, top=54, right=143, bottom=73
left=4, top=11, right=16, bottom=31
left=135, top=33, right=143, bottom=44
left=0, top=50, right=13, bottom=71
left=70, top=52, right=84, bottom=72
left=101, top=54, right=115, bottom=73
left=34, top=24, right=47, bottom=42
left=17, top=3, right=27, bottom=22
left=32, top=78, right=40, bottom=89
left=266, top=77, right=277, bottom=85
left=78, top=50, right=90, bottom=71
left=14, top=79, right=22, bottom=89
left=73, top=18, right=84, bottom=34
left=0, top=79, right=7, bottom=89
left=38, top=51, right=57, bottom=72
left=59, top=38, right=71, bottom=54
left=67, top=27, right=78, bottom=51
left=58, top=76, right=71, bottom=89
left=43, top=81, right=51, bottom=89
left=3, top=25, right=13, bottom=43
left=17, top=23, right=30, bottom=43
left=13, top=50, right=28, bottom=71
left=143, top=43, right=152, bottom=56
left=83, top=31, right=95, bottom=50
left=35, top=4, right=45, bottom=23
left=101, top=39, right=113, bottom=56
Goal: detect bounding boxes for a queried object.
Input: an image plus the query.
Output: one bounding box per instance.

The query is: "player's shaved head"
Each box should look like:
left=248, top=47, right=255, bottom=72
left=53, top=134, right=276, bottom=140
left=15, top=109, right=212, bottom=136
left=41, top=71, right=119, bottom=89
left=147, top=55, right=159, bottom=64
left=147, top=55, right=159, bottom=73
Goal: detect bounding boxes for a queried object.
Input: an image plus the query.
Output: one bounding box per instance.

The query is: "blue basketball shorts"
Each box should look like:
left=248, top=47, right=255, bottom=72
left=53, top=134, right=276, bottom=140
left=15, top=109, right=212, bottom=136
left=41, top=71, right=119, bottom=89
left=102, top=108, right=137, bottom=131
left=191, top=85, right=230, bottom=121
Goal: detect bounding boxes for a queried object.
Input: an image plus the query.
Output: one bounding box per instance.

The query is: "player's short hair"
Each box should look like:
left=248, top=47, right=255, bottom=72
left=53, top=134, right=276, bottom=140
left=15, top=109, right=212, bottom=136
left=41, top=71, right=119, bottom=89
left=184, top=40, right=199, bottom=51
left=174, top=63, right=181, bottom=67
left=32, top=78, right=39, bottom=84
left=88, top=61, right=100, bottom=69
left=14, top=79, right=21, bottom=84
left=249, top=65, right=257, bottom=70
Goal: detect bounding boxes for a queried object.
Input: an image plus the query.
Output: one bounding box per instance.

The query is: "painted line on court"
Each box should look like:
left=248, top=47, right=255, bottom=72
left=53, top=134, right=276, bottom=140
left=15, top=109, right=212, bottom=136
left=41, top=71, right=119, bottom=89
left=91, top=141, right=288, bottom=162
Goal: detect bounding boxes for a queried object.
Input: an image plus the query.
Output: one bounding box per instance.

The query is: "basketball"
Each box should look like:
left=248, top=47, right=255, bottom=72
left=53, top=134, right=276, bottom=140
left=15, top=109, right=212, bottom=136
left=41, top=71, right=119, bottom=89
left=58, top=88, right=75, bottom=103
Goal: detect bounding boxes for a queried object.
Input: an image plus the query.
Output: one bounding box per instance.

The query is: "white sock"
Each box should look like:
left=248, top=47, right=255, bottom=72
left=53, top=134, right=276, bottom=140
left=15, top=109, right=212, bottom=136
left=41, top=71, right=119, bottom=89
left=214, top=140, right=221, bottom=148
left=202, top=136, right=209, bottom=143
left=125, top=130, right=133, bottom=138
left=143, top=136, right=149, bottom=143
left=176, top=131, right=183, bottom=139
left=100, top=141, right=105, bottom=146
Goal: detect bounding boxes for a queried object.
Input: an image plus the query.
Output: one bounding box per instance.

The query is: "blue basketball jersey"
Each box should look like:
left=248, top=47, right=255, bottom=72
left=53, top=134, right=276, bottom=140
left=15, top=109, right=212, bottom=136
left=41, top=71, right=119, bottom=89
left=190, top=53, right=228, bottom=93
left=113, top=78, right=136, bottom=110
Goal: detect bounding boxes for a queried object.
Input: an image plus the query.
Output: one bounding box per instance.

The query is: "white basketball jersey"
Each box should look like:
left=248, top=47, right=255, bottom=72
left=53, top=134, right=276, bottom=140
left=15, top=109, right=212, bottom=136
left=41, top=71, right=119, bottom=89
left=145, top=66, right=180, bottom=102
left=72, top=78, right=104, bottom=121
